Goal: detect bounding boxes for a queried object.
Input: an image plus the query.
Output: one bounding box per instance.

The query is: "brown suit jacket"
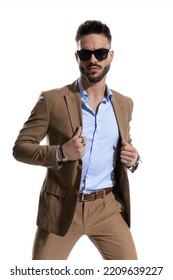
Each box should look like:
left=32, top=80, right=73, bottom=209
left=13, top=80, right=135, bottom=236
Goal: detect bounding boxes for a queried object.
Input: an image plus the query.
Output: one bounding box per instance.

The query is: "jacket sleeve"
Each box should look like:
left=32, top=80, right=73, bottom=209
left=12, top=92, right=58, bottom=169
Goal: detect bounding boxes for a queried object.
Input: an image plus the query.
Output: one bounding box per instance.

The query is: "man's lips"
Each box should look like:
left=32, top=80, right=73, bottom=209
left=89, top=66, right=98, bottom=70
left=87, top=65, right=101, bottom=71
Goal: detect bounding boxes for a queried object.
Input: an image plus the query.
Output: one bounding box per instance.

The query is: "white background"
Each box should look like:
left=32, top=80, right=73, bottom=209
left=0, top=0, right=173, bottom=279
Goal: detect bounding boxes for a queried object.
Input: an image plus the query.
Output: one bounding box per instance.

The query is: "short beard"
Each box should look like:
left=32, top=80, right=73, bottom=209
left=79, top=63, right=111, bottom=84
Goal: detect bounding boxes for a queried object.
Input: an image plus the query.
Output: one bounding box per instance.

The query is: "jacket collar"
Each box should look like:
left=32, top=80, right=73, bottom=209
left=64, top=80, right=126, bottom=139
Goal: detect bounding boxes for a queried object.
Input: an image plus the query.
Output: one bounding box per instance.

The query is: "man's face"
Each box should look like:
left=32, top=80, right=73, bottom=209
left=75, top=34, right=114, bottom=84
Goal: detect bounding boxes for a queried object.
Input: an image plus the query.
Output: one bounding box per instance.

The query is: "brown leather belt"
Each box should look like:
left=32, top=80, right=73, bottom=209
left=78, top=187, right=113, bottom=202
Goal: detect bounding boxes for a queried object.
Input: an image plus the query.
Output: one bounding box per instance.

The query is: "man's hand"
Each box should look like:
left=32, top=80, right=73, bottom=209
left=120, top=140, right=138, bottom=167
left=62, top=126, right=86, bottom=161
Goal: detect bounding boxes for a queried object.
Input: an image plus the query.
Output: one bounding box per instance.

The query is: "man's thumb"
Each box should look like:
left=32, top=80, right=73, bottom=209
left=121, top=139, right=127, bottom=146
left=73, top=126, right=82, bottom=139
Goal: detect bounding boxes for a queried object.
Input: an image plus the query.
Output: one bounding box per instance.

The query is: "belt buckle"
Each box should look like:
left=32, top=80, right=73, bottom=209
left=81, top=193, right=86, bottom=202
left=80, top=193, right=93, bottom=202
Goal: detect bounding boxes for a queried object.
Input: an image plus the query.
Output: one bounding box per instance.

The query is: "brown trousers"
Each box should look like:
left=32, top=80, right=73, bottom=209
left=32, top=191, right=137, bottom=260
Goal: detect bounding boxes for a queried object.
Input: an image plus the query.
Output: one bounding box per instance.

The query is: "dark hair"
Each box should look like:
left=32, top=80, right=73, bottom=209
left=75, top=20, right=112, bottom=45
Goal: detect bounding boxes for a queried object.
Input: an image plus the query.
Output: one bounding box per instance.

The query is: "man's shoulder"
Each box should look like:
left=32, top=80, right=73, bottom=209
left=111, top=89, right=133, bottom=104
left=42, top=80, right=78, bottom=97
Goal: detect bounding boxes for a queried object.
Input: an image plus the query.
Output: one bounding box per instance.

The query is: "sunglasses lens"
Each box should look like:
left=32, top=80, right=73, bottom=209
left=77, top=49, right=109, bottom=61
left=77, top=50, right=91, bottom=61
left=95, top=49, right=109, bottom=60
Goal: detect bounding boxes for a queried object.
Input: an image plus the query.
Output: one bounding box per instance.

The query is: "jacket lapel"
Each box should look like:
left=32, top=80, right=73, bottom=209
left=64, top=81, right=83, bottom=134
left=111, top=91, right=126, bottom=141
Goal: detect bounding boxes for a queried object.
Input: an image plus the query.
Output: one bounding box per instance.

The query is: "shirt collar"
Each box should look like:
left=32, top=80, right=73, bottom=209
left=77, top=78, right=113, bottom=103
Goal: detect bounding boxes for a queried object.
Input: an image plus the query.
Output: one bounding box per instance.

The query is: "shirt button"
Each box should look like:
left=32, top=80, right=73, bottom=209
left=77, top=165, right=82, bottom=170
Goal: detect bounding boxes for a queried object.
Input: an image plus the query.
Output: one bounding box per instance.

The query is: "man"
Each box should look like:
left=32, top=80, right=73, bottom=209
left=13, top=20, right=140, bottom=260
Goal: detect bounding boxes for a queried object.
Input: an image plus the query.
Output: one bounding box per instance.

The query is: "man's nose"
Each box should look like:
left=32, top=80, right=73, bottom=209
left=89, top=53, right=97, bottom=62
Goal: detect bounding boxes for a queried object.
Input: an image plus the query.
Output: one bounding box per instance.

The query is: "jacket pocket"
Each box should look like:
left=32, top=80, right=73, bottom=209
left=43, top=178, right=66, bottom=198
left=39, top=178, right=66, bottom=208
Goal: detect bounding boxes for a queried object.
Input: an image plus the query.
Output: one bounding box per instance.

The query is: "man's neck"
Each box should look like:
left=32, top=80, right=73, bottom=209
left=80, top=77, right=107, bottom=99
left=80, top=77, right=107, bottom=113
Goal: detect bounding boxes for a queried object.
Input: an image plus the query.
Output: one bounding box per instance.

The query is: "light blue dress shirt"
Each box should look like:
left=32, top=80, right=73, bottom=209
left=78, top=79, right=120, bottom=194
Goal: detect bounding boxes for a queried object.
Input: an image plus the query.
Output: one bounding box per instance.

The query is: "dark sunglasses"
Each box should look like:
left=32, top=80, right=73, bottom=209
left=77, top=48, right=110, bottom=61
